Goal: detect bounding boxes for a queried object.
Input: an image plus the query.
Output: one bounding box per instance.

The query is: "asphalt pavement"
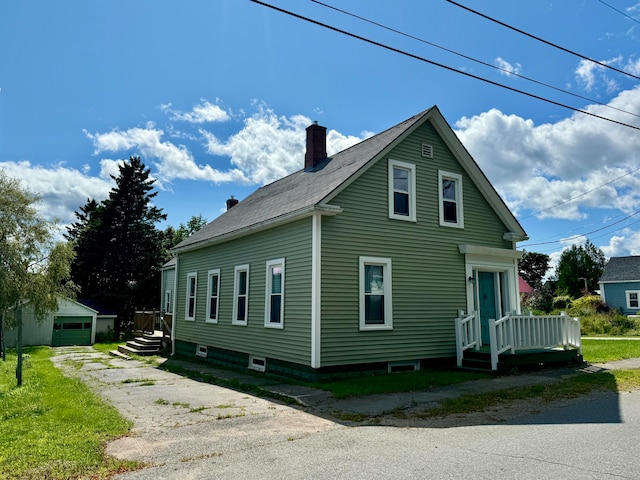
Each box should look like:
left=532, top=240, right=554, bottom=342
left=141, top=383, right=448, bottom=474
left=50, top=346, right=640, bottom=479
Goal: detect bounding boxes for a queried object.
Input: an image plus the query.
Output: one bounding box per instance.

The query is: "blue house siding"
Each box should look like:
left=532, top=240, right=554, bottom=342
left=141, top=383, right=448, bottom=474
left=602, top=282, right=640, bottom=315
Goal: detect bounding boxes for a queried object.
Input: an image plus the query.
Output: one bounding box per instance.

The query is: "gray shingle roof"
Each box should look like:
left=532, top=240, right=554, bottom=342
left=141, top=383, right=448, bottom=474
left=600, top=256, right=640, bottom=282
left=174, top=105, right=526, bottom=252
left=174, top=108, right=431, bottom=251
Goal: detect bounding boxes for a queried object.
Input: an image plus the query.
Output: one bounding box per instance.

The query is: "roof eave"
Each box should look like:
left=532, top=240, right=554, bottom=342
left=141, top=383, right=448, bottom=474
left=172, top=204, right=343, bottom=254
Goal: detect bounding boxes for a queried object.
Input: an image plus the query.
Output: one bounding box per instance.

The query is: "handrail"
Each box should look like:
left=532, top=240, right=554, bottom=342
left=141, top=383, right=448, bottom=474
left=455, top=310, right=480, bottom=367
left=486, top=312, right=581, bottom=371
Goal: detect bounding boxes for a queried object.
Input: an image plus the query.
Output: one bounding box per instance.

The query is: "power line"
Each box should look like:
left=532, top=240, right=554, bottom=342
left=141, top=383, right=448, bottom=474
left=251, top=0, right=640, bottom=132
left=446, top=0, right=640, bottom=82
left=597, top=0, right=640, bottom=25
left=310, top=0, right=640, bottom=121
left=520, top=165, right=640, bottom=220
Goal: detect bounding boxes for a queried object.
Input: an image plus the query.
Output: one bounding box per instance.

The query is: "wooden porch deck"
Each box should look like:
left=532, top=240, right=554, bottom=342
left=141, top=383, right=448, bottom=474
left=460, top=345, right=584, bottom=373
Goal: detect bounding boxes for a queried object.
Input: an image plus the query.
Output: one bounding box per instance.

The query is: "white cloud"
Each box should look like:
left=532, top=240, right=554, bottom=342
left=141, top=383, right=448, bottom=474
left=201, top=105, right=367, bottom=185
left=0, top=160, right=113, bottom=227
left=455, top=86, right=640, bottom=221
left=160, top=99, right=230, bottom=123
left=85, top=126, right=247, bottom=185
left=495, top=57, right=521, bottom=77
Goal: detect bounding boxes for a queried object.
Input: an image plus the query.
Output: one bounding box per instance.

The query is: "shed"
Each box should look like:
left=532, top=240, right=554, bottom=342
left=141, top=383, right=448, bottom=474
left=3, top=297, right=98, bottom=347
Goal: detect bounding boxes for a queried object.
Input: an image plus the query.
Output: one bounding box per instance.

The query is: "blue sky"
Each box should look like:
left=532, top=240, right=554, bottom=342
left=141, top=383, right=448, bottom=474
left=3, top=0, right=640, bottom=274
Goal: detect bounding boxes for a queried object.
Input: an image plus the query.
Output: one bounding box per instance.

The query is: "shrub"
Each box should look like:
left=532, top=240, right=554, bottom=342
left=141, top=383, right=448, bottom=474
left=552, top=295, right=572, bottom=310
left=580, top=311, right=640, bottom=336
left=567, top=295, right=606, bottom=317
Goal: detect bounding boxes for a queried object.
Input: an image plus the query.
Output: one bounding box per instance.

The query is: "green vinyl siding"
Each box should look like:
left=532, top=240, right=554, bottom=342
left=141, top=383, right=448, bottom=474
left=320, top=121, right=514, bottom=367
left=174, top=218, right=313, bottom=366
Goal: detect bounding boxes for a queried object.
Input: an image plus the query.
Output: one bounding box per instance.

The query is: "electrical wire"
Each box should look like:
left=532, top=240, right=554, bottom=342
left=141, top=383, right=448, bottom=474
left=310, top=0, right=640, bottom=121
left=519, top=165, right=640, bottom=220
left=250, top=0, right=640, bottom=132
left=597, top=0, right=640, bottom=25
left=446, top=0, right=640, bottom=82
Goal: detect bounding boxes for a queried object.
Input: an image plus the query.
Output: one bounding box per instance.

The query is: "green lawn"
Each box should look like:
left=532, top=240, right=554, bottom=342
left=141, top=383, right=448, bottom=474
left=582, top=338, right=640, bottom=363
left=0, top=347, right=140, bottom=480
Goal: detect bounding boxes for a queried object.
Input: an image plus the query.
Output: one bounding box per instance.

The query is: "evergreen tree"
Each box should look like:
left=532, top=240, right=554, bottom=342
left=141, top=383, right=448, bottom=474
left=68, top=157, right=166, bottom=330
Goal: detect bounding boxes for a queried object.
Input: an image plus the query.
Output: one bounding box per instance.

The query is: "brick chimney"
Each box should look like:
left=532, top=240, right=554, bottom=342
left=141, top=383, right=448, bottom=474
left=226, top=195, right=239, bottom=210
left=305, top=121, right=327, bottom=169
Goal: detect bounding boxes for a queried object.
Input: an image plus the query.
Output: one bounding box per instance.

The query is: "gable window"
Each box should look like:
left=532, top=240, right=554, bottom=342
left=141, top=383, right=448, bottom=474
left=359, top=256, right=393, bottom=330
left=438, top=171, right=464, bottom=228
left=206, top=269, right=220, bottom=323
left=388, top=159, right=416, bottom=222
left=265, top=259, right=285, bottom=328
left=233, top=264, right=249, bottom=325
left=185, top=272, right=197, bottom=321
left=627, top=291, right=640, bottom=310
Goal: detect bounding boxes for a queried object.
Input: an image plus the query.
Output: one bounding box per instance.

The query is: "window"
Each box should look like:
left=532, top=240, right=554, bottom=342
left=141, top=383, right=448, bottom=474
left=359, top=256, right=393, bottom=330
left=265, top=259, right=285, bottom=328
left=185, top=273, right=197, bottom=321
left=206, top=269, right=220, bottom=323
left=627, top=291, right=640, bottom=310
left=164, top=290, right=173, bottom=313
left=388, top=160, right=416, bottom=222
left=438, top=171, right=464, bottom=228
left=233, top=264, right=249, bottom=325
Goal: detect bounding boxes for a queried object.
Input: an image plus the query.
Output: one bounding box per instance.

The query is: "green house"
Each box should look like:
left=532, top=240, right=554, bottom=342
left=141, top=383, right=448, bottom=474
left=169, top=106, right=528, bottom=380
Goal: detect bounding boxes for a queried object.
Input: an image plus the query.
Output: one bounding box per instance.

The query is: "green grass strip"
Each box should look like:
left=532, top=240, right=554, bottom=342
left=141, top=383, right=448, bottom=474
left=421, top=369, right=640, bottom=418
left=581, top=338, right=640, bottom=363
left=0, top=347, right=140, bottom=480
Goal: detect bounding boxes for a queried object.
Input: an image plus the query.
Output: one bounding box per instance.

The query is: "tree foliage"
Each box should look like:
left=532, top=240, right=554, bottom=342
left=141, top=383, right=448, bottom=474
left=0, top=169, right=75, bottom=383
left=162, top=213, right=207, bottom=256
left=518, top=251, right=550, bottom=290
left=555, top=240, right=605, bottom=298
left=66, top=157, right=166, bottom=329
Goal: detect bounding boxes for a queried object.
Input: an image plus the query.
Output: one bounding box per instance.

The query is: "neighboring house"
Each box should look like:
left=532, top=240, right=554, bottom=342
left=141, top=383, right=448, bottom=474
left=3, top=297, right=98, bottom=347
left=169, top=106, right=530, bottom=380
left=599, top=256, right=640, bottom=315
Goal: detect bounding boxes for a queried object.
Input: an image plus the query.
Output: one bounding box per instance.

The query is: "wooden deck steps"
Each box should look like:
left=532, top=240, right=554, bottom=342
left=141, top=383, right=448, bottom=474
left=116, top=333, right=163, bottom=357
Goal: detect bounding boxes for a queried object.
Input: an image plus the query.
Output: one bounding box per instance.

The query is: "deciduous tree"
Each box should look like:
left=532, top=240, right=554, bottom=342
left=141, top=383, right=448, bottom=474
left=518, top=251, right=550, bottom=290
left=555, top=240, right=605, bottom=298
left=0, top=170, right=75, bottom=385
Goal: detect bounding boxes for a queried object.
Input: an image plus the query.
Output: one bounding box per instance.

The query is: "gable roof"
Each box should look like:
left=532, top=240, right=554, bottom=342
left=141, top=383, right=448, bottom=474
left=600, top=256, right=640, bottom=283
left=174, top=106, right=527, bottom=253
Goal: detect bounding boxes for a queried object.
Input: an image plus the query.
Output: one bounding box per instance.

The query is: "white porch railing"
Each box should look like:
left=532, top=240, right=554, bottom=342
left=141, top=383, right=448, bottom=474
left=455, top=311, right=582, bottom=371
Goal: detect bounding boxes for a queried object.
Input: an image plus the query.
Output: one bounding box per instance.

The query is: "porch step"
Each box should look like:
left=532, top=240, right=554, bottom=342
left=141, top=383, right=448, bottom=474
left=117, top=334, right=163, bottom=357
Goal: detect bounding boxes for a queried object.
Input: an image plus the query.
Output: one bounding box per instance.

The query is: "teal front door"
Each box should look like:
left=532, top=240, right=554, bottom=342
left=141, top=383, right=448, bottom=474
left=478, top=272, right=497, bottom=344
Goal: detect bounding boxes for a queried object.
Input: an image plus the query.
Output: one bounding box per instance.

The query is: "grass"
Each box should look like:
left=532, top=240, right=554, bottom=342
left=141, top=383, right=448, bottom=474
left=581, top=338, right=640, bottom=363
left=420, top=369, right=640, bottom=418
left=0, top=347, right=140, bottom=480
left=309, top=368, right=490, bottom=399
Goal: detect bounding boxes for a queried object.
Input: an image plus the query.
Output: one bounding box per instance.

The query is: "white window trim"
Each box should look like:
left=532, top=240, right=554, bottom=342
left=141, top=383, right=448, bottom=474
left=626, top=290, right=640, bottom=310
left=388, top=159, right=417, bottom=222
left=359, top=256, right=393, bottom=331
left=185, top=272, right=197, bottom=321
left=438, top=170, right=464, bottom=228
left=205, top=269, right=220, bottom=323
left=264, top=258, right=285, bottom=329
left=232, top=264, right=249, bottom=326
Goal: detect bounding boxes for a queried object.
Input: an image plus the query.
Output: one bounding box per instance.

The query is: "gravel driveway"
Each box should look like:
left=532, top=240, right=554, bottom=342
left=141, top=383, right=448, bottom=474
left=51, top=347, right=338, bottom=474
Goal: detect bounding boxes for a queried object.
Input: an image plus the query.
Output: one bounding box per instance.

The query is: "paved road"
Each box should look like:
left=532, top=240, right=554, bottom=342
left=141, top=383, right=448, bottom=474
left=52, top=347, right=640, bottom=480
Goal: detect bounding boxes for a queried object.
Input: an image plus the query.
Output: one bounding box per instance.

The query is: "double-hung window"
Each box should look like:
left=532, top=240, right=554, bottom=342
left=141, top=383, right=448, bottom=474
left=265, top=259, right=285, bottom=328
left=185, top=272, right=197, bottom=321
left=359, top=257, right=393, bottom=330
left=164, top=290, right=173, bottom=314
left=388, top=160, right=416, bottom=222
left=438, top=171, right=464, bottom=228
left=627, top=291, right=640, bottom=310
left=206, top=269, right=220, bottom=323
left=233, top=264, right=249, bottom=325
